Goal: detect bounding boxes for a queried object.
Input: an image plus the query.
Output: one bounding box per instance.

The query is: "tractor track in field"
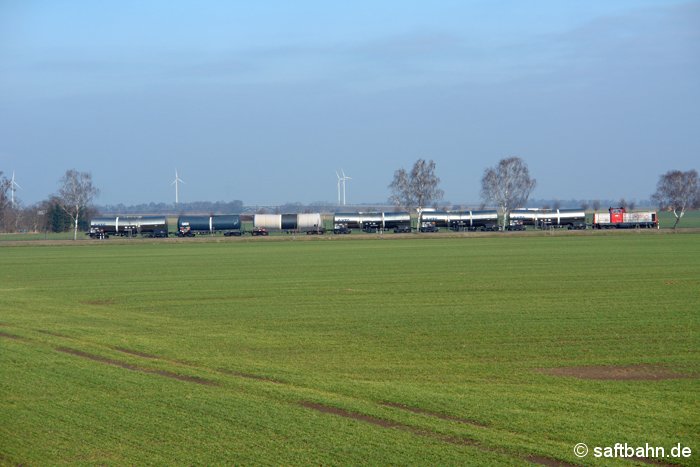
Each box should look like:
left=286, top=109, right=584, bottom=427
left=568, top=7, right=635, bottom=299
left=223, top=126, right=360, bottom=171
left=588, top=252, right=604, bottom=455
left=55, top=347, right=219, bottom=386
left=381, top=401, right=489, bottom=427
left=299, top=401, right=577, bottom=466
left=2, top=325, right=598, bottom=465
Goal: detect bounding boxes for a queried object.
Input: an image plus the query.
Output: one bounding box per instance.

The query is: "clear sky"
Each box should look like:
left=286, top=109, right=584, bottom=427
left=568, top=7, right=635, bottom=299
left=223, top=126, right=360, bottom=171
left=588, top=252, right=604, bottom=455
left=1, top=0, right=698, bottom=206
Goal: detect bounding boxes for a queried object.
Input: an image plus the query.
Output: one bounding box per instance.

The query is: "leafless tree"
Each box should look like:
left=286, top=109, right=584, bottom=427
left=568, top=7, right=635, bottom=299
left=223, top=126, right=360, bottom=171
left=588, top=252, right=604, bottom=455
left=651, top=169, right=698, bottom=229
left=388, top=159, right=444, bottom=212
left=388, top=168, right=412, bottom=209
left=480, top=157, right=536, bottom=229
left=592, top=200, right=601, bottom=212
left=58, top=169, right=99, bottom=240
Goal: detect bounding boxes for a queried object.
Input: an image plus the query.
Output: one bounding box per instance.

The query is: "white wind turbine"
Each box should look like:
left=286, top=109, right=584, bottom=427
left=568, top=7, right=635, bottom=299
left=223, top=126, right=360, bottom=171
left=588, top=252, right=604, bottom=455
left=171, top=169, right=185, bottom=204
left=340, top=169, right=351, bottom=206
left=10, top=171, right=21, bottom=208
left=335, top=171, right=342, bottom=205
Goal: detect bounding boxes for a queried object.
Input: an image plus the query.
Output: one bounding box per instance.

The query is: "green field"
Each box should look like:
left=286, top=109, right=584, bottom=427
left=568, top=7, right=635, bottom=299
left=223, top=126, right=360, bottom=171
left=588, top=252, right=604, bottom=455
left=1, top=233, right=698, bottom=465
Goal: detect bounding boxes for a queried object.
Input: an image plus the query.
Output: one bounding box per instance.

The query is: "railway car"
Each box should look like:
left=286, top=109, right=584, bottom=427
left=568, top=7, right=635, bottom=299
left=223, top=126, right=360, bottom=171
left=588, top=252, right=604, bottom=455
left=333, top=212, right=411, bottom=233
left=88, top=216, right=168, bottom=238
left=418, top=210, right=499, bottom=232
left=592, top=207, right=658, bottom=229
left=177, top=215, right=242, bottom=237
left=510, top=208, right=586, bottom=229
left=253, top=213, right=324, bottom=234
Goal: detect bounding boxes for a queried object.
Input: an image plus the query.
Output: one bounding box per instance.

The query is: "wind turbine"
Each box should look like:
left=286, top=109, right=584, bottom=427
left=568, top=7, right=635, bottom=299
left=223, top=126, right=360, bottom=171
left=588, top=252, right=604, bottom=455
left=335, top=171, right=342, bottom=205
left=171, top=169, right=185, bottom=204
left=10, top=171, right=21, bottom=208
left=340, top=169, right=351, bottom=206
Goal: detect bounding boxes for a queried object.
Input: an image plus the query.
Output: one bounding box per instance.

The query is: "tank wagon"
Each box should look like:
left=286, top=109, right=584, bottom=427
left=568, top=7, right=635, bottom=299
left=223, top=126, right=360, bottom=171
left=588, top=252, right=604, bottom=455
left=333, top=212, right=411, bottom=233
left=177, top=215, right=242, bottom=237
left=88, top=216, right=168, bottom=238
left=419, top=210, right=499, bottom=232
left=509, top=208, right=586, bottom=230
left=592, top=207, right=658, bottom=229
left=253, top=213, right=324, bottom=235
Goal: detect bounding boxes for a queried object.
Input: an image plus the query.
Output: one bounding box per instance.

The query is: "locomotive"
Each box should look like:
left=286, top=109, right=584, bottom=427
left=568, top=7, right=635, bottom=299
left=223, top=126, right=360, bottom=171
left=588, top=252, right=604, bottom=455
left=592, top=207, right=658, bottom=229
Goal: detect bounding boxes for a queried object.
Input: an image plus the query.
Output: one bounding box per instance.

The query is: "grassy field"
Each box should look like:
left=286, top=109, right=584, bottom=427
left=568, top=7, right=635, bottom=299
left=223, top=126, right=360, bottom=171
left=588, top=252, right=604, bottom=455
left=1, top=233, right=698, bottom=465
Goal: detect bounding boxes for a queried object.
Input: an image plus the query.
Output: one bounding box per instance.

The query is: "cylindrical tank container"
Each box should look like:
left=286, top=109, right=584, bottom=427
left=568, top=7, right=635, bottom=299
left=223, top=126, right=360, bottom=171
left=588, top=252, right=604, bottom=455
left=454, top=210, right=498, bottom=228
left=419, top=210, right=450, bottom=227
left=254, top=213, right=323, bottom=231
left=383, top=212, right=411, bottom=229
left=553, top=209, right=586, bottom=225
left=509, top=209, right=539, bottom=225
left=297, top=213, right=322, bottom=230
left=137, top=216, right=168, bottom=235
left=211, top=215, right=241, bottom=231
left=177, top=216, right=211, bottom=233
left=89, top=216, right=167, bottom=236
left=333, top=213, right=363, bottom=229
left=360, top=212, right=384, bottom=230
left=254, top=214, right=282, bottom=230
left=178, top=215, right=241, bottom=234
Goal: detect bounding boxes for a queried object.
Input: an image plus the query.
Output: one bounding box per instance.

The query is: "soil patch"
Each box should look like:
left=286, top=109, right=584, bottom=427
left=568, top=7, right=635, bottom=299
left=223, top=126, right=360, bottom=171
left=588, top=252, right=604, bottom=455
left=540, top=364, right=688, bottom=381
left=56, top=347, right=218, bottom=386
left=382, top=401, right=488, bottom=427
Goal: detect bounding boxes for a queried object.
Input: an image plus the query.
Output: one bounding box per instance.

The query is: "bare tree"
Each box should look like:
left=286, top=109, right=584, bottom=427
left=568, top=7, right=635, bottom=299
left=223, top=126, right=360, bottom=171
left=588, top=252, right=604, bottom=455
left=58, top=169, right=99, bottom=240
left=388, top=159, right=444, bottom=212
left=480, top=157, right=536, bottom=229
left=592, top=200, right=601, bottom=212
left=388, top=168, right=413, bottom=209
left=651, top=169, right=698, bottom=229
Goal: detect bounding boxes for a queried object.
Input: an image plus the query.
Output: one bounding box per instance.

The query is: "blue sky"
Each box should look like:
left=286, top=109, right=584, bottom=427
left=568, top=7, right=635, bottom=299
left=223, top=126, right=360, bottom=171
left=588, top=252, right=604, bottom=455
left=1, top=1, right=698, bottom=206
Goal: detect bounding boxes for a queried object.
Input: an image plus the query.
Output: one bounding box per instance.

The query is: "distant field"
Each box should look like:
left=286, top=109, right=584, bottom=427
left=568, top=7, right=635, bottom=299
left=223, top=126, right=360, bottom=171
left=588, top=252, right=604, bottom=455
left=1, top=233, right=698, bottom=465
left=657, top=209, right=700, bottom=228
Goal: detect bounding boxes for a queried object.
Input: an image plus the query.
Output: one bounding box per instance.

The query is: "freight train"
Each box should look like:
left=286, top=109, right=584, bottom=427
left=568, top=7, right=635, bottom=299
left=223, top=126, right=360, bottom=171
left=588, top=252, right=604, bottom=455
left=87, top=207, right=658, bottom=238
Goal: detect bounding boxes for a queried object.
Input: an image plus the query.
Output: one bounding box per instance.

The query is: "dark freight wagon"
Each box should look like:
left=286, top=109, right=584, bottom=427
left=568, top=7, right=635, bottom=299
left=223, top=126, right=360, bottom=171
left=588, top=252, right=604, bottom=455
left=509, top=208, right=586, bottom=229
left=88, top=216, right=168, bottom=238
left=333, top=212, right=411, bottom=233
left=418, top=210, right=499, bottom=232
left=177, top=215, right=242, bottom=236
